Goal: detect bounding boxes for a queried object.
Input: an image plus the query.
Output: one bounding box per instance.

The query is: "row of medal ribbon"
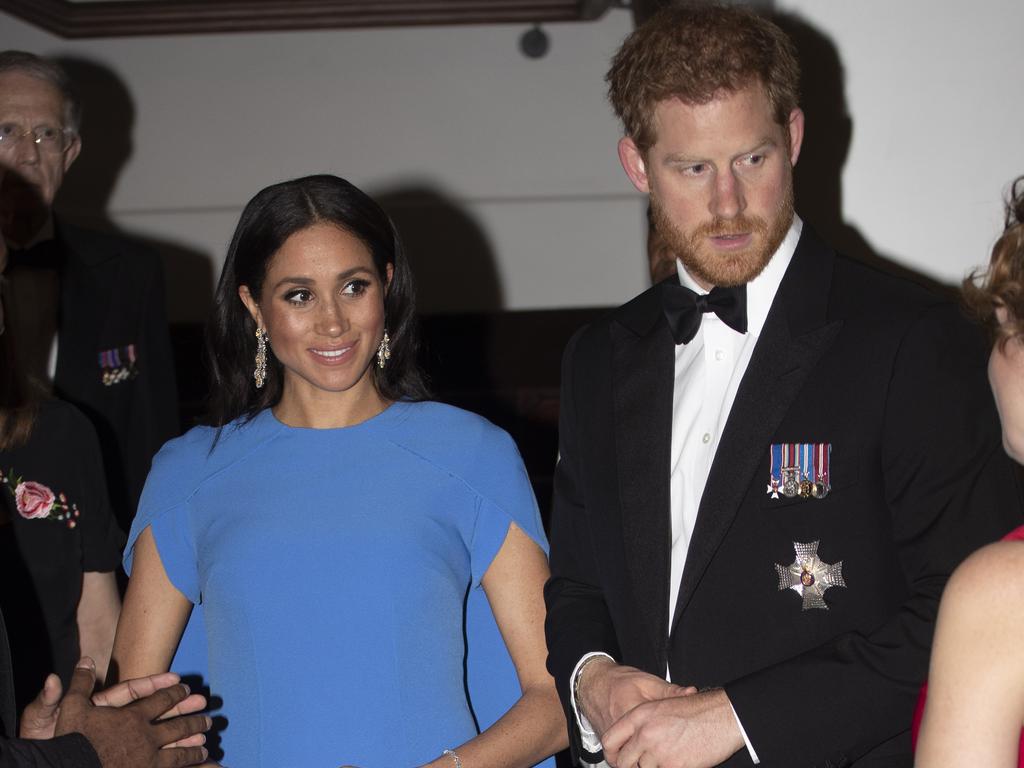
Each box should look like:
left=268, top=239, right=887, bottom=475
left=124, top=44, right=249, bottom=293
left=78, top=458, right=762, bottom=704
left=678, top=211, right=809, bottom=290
left=98, top=344, right=139, bottom=387
left=768, top=442, right=831, bottom=499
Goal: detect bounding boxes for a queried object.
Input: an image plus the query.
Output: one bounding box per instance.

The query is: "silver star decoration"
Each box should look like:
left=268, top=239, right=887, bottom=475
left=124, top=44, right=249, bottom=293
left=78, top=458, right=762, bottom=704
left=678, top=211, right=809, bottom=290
left=775, top=540, right=846, bottom=610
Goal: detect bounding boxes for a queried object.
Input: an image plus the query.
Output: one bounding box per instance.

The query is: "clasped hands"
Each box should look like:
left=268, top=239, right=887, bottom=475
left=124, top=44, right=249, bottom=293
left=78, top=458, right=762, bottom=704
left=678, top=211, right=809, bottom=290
left=578, top=658, right=745, bottom=768
left=19, top=656, right=212, bottom=768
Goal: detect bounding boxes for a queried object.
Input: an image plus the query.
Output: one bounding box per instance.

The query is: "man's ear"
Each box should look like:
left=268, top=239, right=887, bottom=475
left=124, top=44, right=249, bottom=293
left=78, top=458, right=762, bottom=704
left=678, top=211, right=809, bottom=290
left=786, top=108, right=805, bottom=167
left=62, top=135, right=81, bottom=173
left=617, top=137, right=651, bottom=194
left=238, top=285, right=263, bottom=329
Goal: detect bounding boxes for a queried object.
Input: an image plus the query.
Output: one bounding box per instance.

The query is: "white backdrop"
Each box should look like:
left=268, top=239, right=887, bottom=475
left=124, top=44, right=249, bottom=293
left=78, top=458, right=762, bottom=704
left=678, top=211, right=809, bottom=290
left=1, top=2, right=1022, bottom=321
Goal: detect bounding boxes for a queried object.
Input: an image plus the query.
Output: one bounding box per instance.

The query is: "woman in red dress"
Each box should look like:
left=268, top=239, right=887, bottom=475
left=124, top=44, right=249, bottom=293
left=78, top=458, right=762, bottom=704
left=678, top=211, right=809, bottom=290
left=915, top=178, right=1024, bottom=767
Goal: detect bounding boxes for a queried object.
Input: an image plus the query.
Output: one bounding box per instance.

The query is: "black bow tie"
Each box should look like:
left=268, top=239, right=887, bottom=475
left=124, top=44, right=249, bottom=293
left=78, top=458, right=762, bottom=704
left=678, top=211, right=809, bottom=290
left=660, top=281, right=748, bottom=345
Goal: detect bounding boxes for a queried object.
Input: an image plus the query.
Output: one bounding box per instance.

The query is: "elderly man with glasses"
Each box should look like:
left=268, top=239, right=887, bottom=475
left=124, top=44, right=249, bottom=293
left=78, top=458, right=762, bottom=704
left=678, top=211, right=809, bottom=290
left=0, top=50, right=178, bottom=537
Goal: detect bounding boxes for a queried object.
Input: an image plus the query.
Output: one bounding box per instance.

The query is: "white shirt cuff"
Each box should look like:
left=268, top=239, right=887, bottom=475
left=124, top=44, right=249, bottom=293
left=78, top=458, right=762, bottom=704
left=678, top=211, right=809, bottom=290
left=729, top=702, right=760, bottom=764
left=570, top=652, right=615, bottom=755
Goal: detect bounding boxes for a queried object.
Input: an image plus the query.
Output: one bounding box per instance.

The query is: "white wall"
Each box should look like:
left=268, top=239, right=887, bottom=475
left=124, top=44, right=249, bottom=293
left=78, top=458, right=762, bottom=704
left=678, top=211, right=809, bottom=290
left=777, top=0, right=1024, bottom=287
left=2, top=3, right=1022, bottom=321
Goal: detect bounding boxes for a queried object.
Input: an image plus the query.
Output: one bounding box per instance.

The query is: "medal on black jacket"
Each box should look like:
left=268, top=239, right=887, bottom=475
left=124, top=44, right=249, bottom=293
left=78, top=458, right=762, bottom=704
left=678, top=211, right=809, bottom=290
left=768, top=442, right=832, bottom=500
left=775, top=540, right=846, bottom=610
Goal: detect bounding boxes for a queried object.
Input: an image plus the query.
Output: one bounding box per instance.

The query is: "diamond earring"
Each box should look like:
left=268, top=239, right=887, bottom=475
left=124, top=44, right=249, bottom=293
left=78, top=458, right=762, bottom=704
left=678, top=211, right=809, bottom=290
left=254, top=327, right=268, bottom=388
left=377, top=330, right=391, bottom=369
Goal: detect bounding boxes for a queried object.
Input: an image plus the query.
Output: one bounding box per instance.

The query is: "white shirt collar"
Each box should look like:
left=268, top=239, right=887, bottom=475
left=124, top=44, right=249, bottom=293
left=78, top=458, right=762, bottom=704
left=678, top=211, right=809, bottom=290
left=675, top=215, right=803, bottom=338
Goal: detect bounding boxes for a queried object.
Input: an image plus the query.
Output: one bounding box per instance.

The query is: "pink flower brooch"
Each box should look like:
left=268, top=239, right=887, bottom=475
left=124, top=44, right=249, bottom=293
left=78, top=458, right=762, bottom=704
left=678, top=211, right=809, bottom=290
left=1, top=469, right=80, bottom=528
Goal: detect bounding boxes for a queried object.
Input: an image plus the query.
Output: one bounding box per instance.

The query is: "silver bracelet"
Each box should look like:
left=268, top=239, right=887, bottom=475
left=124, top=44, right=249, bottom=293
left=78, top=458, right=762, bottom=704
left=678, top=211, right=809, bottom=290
left=442, top=748, right=463, bottom=768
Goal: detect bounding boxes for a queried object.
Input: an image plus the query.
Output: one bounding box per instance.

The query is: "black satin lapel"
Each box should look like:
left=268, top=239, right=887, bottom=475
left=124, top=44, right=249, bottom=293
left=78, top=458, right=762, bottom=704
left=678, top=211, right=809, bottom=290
left=670, top=230, right=842, bottom=633
left=671, top=319, right=842, bottom=632
left=612, top=318, right=675, bottom=651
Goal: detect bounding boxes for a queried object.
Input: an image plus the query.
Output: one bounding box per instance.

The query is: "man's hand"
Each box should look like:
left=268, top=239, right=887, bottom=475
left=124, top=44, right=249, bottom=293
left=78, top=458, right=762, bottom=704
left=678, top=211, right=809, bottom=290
left=578, top=658, right=695, bottom=739
left=54, top=657, right=211, bottom=768
left=19, top=673, right=63, bottom=739
left=20, top=668, right=209, bottom=743
left=601, top=688, right=745, bottom=768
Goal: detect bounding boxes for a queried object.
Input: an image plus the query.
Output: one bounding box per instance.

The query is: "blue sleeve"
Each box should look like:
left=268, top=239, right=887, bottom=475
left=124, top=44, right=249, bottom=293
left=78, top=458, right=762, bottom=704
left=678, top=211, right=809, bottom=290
left=123, top=441, right=201, bottom=604
left=468, top=430, right=549, bottom=588
left=463, top=428, right=556, bottom=767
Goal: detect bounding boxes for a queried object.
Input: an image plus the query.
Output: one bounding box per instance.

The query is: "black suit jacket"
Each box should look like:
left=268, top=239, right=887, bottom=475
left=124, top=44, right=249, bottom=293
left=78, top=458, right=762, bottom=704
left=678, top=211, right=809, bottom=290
left=544, top=227, right=1024, bottom=767
left=51, top=219, right=179, bottom=532
left=0, top=608, right=100, bottom=768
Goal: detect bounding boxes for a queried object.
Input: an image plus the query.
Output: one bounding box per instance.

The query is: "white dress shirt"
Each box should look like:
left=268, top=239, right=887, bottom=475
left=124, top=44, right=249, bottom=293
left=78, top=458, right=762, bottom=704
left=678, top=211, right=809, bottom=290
left=572, top=217, right=803, bottom=765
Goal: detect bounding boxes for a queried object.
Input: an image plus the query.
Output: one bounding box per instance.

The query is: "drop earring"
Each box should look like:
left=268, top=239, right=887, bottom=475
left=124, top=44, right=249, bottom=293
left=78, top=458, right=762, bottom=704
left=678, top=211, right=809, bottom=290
left=254, top=327, right=268, bottom=388
left=377, top=329, right=391, bottom=369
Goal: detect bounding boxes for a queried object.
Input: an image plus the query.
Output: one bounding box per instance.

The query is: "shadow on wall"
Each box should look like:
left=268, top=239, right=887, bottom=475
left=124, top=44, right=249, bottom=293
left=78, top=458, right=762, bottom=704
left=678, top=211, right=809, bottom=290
left=53, top=55, right=215, bottom=323
left=771, top=12, right=956, bottom=298
left=374, top=185, right=506, bottom=416
left=374, top=185, right=503, bottom=315
left=374, top=185, right=513, bottom=434
left=374, top=186, right=598, bottom=533
left=53, top=57, right=215, bottom=424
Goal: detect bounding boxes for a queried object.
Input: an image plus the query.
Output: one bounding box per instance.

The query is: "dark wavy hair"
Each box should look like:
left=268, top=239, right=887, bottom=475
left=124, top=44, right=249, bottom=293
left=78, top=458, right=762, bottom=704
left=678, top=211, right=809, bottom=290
left=205, top=174, right=429, bottom=428
left=607, top=3, right=801, bottom=155
left=963, top=176, right=1024, bottom=350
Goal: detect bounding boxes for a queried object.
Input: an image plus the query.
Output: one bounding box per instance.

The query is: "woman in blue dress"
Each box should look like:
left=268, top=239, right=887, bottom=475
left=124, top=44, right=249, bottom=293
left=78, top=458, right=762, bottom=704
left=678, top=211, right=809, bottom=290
left=111, top=175, right=566, bottom=768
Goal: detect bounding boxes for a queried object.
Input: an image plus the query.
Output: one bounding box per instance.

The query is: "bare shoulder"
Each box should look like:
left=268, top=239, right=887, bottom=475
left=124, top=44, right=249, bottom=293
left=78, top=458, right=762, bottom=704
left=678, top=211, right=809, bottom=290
left=943, top=539, right=1024, bottom=619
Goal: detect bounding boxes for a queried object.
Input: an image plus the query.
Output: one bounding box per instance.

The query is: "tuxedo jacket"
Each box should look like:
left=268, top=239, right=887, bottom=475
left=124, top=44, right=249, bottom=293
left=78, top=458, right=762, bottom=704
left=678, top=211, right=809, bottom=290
left=51, top=219, right=179, bottom=533
left=544, top=227, right=1024, bottom=767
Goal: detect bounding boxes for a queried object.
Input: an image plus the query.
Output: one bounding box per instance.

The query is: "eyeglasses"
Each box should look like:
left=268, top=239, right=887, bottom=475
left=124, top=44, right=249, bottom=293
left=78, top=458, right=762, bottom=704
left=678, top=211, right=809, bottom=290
left=0, top=122, right=73, bottom=153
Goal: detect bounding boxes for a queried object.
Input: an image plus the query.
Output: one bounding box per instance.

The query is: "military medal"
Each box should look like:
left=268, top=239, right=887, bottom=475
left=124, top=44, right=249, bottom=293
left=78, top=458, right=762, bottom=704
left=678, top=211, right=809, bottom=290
left=781, top=468, right=800, bottom=498
left=775, top=540, right=846, bottom=610
left=767, top=444, right=781, bottom=498
left=778, top=443, right=800, bottom=497
left=98, top=344, right=139, bottom=387
left=812, top=442, right=831, bottom=498
left=798, top=444, right=813, bottom=496
left=767, top=442, right=832, bottom=501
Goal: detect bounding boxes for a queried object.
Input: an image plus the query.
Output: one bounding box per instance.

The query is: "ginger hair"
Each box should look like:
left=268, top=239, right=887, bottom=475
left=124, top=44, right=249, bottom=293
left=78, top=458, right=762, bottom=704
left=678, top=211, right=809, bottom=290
left=964, top=177, right=1024, bottom=349
left=607, top=2, right=800, bottom=154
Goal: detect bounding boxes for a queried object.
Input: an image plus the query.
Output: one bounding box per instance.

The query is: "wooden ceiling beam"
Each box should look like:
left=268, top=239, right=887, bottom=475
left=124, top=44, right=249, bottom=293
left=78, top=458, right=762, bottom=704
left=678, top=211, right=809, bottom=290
left=0, top=0, right=601, bottom=39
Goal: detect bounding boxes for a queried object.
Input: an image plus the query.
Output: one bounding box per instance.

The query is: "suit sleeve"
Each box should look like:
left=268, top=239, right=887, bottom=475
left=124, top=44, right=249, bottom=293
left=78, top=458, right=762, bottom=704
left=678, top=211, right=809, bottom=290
left=0, top=734, right=100, bottom=768
left=725, top=303, right=1024, bottom=766
left=544, top=330, right=622, bottom=764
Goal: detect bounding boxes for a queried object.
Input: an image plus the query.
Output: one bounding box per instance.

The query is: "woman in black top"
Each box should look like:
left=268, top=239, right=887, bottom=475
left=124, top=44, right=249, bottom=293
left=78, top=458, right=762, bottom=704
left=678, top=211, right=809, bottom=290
left=0, top=225, right=122, bottom=711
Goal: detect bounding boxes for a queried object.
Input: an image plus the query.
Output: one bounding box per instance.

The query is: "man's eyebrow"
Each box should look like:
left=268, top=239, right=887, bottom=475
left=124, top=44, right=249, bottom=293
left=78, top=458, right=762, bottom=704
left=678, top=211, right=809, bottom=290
left=662, top=152, right=707, bottom=165
left=662, top=138, right=779, bottom=166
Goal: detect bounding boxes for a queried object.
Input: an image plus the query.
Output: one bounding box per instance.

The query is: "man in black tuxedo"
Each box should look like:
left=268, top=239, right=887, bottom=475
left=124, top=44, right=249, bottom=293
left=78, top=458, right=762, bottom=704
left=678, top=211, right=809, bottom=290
left=543, top=6, right=1024, bottom=767
left=0, top=51, right=177, bottom=532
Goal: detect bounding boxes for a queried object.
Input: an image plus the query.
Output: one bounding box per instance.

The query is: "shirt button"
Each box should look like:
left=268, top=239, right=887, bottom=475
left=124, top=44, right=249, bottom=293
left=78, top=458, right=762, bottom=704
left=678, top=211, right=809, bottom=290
left=714, top=349, right=726, bottom=361
left=702, top=432, right=711, bottom=444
